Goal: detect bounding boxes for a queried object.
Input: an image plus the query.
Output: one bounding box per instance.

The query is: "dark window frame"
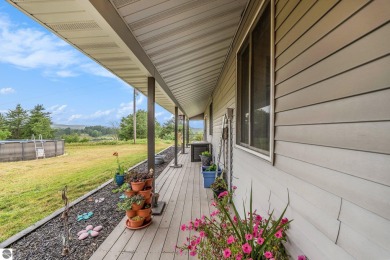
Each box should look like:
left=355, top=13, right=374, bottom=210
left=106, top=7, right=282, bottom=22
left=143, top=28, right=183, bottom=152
left=236, top=1, right=274, bottom=162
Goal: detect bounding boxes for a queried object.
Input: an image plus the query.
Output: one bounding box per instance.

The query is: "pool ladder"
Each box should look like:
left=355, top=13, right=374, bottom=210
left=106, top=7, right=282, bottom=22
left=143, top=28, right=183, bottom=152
left=32, top=134, right=45, bottom=159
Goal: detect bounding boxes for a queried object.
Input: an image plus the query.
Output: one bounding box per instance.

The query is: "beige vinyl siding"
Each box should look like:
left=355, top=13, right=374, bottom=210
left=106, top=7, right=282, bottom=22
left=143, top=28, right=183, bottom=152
left=209, top=0, right=390, bottom=258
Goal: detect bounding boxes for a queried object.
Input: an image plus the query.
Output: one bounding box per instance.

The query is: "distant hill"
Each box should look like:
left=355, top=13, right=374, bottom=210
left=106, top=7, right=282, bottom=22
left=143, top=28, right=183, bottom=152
left=191, top=127, right=203, bottom=133
left=51, top=124, right=86, bottom=130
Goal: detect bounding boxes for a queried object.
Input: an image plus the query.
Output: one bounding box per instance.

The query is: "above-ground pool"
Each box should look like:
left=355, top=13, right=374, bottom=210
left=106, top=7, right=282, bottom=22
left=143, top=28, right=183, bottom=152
left=0, top=140, right=65, bottom=162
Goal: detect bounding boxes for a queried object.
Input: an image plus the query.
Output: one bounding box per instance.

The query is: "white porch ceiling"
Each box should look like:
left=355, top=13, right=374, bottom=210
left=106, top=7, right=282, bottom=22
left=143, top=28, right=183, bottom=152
left=8, top=0, right=247, bottom=117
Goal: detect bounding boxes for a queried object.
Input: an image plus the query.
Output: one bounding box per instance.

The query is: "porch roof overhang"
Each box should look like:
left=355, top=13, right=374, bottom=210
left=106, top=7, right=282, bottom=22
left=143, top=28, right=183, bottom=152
left=7, top=0, right=248, bottom=118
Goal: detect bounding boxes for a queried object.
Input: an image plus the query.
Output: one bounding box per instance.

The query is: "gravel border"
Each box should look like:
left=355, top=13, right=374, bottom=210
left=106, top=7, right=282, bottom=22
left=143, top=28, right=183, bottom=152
left=6, top=146, right=175, bottom=260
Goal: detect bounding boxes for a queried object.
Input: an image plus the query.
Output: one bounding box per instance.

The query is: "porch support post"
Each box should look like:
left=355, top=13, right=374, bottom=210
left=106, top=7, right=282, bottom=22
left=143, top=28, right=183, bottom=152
left=147, top=77, right=155, bottom=187
left=186, top=118, right=190, bottom=147
left=148, top=77, right=165, bottom=215
left=170, top=106, right=182, bottom=168
left=182, top=115, right=186, bottom=154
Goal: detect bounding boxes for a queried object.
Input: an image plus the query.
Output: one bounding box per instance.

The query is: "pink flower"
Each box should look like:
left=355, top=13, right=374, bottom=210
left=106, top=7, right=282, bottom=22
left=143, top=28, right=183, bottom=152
left=218, top=191, right=229, bottom=198
left=297, top=255, right=306, bottom=260
left=199, top=231, right=205, bottom=238
left=232, top=185, right=237, bottom=190
left=235, top=253, right=242, bottom=260
left=190, top=250, right=197, bottom=256
left=194, top=219, right=200, bottom=228
left=211, top=210, right=220, bottom=217
left=281, top=217, right=289, bottom=224
left=264, top=251, right=273, bottom=259
left=179, top=249, right=183, bottom=256
left=223, top=248, right=231, bottom=258
left=227, top=235, right=235, bottom=244
left=211, top=201, right=217, bottom=207
left=233, top=215, right=238, bottom=223
left=245, top=234, right=253, bottom=240
left=275, top=230, right=283, bottom=238
left=256, top=237, right=264, bottom=245
left=255, top=215, right=262, bottom=222
left=181, top=224, right=186, bottom=231
left=242, top=243, right=252, bottom=254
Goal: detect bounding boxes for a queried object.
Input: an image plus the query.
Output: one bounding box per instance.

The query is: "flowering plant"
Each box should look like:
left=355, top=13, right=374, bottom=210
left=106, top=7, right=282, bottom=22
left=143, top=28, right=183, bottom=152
left=113, top=152, right=125, bottom=175
left=176, top=186, right=292, bottom=259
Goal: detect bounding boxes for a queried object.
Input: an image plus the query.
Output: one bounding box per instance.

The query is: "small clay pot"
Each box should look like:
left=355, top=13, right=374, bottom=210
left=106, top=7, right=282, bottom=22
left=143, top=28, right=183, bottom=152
left=145, top=178, right=153, bottom=187
left=131, top=181, right=146, bottom=192
left=145, top=214, right=152, bottom=222
left=132, top=201, right=145, bottom=211
left=125, top=190, right=137, bottom=197
left=145, top=195, right=152, bottom=204
left=137, top=208, right=151, bottom=218
left=129, top=217, right=144, bottom=228
left=126, top=210, right=136, bottom=219
left=138, top=189, right=151, bottom=199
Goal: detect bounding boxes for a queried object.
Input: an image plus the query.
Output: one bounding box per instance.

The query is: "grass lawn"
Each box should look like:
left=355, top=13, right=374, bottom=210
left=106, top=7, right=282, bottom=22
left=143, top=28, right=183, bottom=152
left=0, top=139, right=172, bottom=243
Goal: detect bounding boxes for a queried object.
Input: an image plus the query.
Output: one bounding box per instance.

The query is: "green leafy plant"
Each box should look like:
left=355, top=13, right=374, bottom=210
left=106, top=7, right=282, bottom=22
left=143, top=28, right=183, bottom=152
left=210, top=177, right=227, bottom=191
left=206, top=164, right=217, bottom=171
left=131, top=194, right=145, bottom=205
left=144, top=203, right=151, bottom=209
left=176, top=186, right=292, bottom=259
left=131, top=216, right=144, bottom=221
left=117, top=197, right=132, bottom=211
left=201, top=151, right=211, bottom=157
left=113, top=152, right=125, bottom=175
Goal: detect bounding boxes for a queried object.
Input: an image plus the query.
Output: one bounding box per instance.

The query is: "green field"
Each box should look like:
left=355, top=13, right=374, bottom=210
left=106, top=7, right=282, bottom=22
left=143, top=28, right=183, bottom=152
left=0, top=139, right=172, bottom=242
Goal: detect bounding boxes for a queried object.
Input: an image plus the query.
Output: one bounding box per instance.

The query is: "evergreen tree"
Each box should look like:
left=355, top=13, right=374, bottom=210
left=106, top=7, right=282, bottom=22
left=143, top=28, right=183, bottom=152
left=24, top=104, right=54, bottom=138
left=0, top=113, right=11, bottom=140
left=6, top=104, right=28, bottom=139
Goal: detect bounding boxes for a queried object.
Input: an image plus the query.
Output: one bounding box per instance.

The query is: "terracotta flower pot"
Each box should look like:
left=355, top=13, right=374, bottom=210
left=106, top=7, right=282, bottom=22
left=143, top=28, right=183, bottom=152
left=126, top=209, right=136, bottom=219
left=145, top=178, right=153, bottom=187
left=137, top=208, right=151, bottom=218
left=145, top=195, right=152, bottom=204
left=132, top=201, right=145, bottom=211
left=145, top=214, right=152, bottom=222
left=131, top=181, right=146, bottom=192
left=129, top=217, right=144, bottom=228
left=138, top=189, right=151, bottom=199
left=125, top=190, right=137, bottom=197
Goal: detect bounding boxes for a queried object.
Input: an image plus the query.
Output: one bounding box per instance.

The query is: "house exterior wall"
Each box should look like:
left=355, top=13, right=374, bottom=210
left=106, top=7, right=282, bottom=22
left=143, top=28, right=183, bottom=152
left=208, top=0, right=390, bottom=259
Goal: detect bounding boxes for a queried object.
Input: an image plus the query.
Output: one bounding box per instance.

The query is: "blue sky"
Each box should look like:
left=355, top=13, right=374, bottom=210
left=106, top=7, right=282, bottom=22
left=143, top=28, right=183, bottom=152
left=0, top=2, right=190, bottom=127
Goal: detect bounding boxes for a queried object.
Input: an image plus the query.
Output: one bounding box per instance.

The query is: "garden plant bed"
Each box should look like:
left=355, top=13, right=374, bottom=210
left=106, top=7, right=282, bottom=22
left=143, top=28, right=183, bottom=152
left=9, top=146, right=175, bottom=260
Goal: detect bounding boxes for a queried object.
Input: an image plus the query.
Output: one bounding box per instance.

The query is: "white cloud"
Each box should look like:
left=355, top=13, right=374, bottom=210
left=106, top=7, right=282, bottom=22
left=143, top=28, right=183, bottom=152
left=67, top=109, right=115, bottom=122
left=56, top=70, right=78, bottom=78
left=116, top=94, right=145, bottom=117
left=155, top=111, right=165, bottom=117
left=68, top=114, right=82, bottom=121
left=49, top=104, right=67, bottom=115
left=0, top=110, right=7, bottom=114
left=0, top=87, right=15, bottom=94
left=163, top=115, right=174, bottom=121
left=0, top=14, right=117, bottom=79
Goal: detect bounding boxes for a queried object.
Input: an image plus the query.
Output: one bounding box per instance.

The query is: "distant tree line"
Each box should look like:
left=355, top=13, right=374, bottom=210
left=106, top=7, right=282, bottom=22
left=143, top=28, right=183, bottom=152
left=0, top=104, right=54, bottom=140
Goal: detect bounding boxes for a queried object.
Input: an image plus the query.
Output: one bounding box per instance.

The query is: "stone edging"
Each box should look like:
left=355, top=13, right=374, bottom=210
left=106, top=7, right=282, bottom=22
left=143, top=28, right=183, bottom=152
left=0, top=145, right=173, bottom=248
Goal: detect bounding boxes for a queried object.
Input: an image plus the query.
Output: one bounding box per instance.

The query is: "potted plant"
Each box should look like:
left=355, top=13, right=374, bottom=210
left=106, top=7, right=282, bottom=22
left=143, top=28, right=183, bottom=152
left=199, top=151, right=212, bottom=166
left=138, top=186, right=152, bottom=200
left=144, top=168, right=154, bottom=187
left=201, top=164, right=222, bottom=188
left=210, top=177, right=227, bottom=199
left=113, top=152, right=126, bottom=186
left=119, top=183, right=136, bottom=197
left=129, top=172, right=146, bottom=192
left=130, top=194, right=145, bottom=210
left=137, top=203, right=152, bottom=219
left=117, top=197, right=136, bottom=218
left=129, top=216, right=144, bottom=228
left=176, top=186, right=292, bottom=259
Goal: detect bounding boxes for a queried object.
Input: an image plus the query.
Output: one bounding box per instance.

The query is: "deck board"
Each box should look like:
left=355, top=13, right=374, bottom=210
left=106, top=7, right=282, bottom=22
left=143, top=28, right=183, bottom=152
left=90, top=149, right=210, bottom=260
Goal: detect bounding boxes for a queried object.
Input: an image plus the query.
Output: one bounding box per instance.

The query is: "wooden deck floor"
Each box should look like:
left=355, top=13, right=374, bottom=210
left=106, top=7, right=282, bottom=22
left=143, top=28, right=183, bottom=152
left=90, top=149, right=213, bottom=260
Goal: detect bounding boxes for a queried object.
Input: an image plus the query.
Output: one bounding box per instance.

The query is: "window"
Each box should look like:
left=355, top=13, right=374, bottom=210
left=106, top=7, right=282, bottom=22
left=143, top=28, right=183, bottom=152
left=209, top=102, right=213, bottom=135
left=237, top=2, right=272, bottom=158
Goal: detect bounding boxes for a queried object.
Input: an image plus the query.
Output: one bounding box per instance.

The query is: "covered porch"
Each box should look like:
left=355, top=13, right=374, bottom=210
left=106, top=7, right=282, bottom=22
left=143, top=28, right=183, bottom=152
left=90, top=149, right=212, bottom=260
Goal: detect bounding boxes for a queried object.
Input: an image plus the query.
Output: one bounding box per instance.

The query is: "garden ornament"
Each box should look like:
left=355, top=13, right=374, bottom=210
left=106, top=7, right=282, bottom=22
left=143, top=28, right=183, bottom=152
left=77, top=225, right=103, bottom=240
